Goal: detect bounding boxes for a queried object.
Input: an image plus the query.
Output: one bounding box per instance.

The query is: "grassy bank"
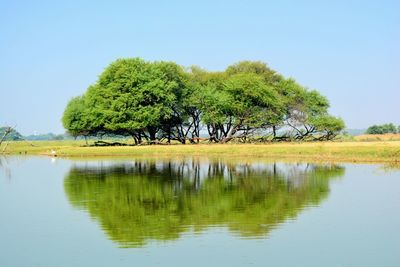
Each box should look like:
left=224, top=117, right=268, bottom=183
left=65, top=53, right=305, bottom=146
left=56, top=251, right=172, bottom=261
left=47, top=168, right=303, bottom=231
left=354, top=133, right=400, bottom=142
left=1, top=140, right=400, bottom=163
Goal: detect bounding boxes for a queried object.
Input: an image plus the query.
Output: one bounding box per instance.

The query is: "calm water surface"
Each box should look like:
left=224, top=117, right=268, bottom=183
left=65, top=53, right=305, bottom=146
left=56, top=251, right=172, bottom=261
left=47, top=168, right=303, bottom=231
left=0, top=156, right=399, bottom=267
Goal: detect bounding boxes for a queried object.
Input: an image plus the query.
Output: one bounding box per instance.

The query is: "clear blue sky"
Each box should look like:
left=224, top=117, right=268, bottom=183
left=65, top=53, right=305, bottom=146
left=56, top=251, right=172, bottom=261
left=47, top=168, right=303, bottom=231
left=1, top=0, right=399, bottom=135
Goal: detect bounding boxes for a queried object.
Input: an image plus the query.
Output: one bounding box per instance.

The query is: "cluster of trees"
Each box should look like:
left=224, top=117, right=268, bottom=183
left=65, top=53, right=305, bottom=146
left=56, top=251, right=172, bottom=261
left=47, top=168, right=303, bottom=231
left=62, top=58, right=345, bottom=144
left=365, top=123, right=399, bottom=134
left=0, top=127, right=66, bottom=141
left=25, top=133, right=65, bottom=141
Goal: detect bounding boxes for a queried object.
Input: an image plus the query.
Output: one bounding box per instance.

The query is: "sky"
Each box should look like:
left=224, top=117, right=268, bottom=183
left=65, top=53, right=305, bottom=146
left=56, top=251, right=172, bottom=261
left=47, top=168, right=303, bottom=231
left=0, top=0, right=399, bottom=135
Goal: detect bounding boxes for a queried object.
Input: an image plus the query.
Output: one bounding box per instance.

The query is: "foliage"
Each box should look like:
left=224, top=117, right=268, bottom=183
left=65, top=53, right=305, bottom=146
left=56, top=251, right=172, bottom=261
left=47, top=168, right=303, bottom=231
left=62, top=58, right=345, bottom=143
left=62, top=96, right=91, bottom=138
left=366, top=123, right=398, bottom=134
left=83, top=58, right=187, bottom=143
left=309, top=115, right=346, bottom=140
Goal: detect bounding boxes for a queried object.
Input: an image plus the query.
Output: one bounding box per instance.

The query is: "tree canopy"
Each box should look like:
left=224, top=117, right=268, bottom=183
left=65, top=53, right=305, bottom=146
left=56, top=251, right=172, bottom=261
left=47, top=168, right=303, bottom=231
left=365, top=123, right=398, bottom=134
left=62, top=58, right=345, bottom=143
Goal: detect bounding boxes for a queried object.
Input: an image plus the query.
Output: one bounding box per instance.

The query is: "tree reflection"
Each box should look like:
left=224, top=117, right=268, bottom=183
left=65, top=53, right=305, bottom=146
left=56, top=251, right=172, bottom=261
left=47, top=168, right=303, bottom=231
left=64, top=159, right=344, bottom=247
left=0, top=156, right=12, bottom=180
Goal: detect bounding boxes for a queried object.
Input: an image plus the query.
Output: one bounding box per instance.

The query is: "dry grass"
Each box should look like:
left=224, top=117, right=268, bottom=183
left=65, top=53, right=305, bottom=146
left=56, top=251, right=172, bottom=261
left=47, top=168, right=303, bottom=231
left=1, top=140, right=400, bottom=163
left=354, top=134, right=400, bottom=142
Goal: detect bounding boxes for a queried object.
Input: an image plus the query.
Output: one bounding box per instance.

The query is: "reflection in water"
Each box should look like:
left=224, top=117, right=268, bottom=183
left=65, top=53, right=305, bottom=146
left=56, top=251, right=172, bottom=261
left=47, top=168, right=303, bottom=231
left=64, top=159, right=344, bottom=247
left=0, top=156, right=12, bottom=180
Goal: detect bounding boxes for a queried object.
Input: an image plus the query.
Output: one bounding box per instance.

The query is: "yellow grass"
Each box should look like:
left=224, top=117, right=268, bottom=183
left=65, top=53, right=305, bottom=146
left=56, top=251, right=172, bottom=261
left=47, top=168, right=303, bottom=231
left=354, top=133, right=400, bottom=142
left=1, top=140, right=400, bottom=163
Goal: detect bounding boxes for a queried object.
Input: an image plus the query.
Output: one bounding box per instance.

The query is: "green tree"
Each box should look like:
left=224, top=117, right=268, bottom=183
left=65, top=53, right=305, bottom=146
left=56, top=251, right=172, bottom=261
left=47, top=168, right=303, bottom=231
left=308, top=115, right=345, bottom=140
left=381, top=123, right=397, bottom=134
left=274, top=78, right=344, bottom=140
left=62, top=96, right=92, bottom=139
left=193, top=65, right=284, bottom=143
left=366, top=125, right=380, bottom=134
left=219, top=73, right=282, bottom=143
left=85, top=58, right=187, bottom=143
left=186, top=67, right=228, bottom=142
left=366, top=123, right=398, bottom=134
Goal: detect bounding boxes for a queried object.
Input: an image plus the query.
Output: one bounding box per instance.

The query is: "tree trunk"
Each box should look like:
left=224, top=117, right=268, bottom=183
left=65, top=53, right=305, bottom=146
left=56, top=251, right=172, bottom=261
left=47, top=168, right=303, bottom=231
left=132, top=135, right=138, bottom=145
left=1, top=142, right=10, bottom=153
left=220, top=124, right=239, bottom=144
left=148, top=127, right=157, bottom=142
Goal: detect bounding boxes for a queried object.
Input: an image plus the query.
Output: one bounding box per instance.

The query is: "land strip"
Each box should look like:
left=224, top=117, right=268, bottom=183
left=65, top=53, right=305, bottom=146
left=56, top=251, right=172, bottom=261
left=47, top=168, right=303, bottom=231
left=1, top=140, right=399, bottom=163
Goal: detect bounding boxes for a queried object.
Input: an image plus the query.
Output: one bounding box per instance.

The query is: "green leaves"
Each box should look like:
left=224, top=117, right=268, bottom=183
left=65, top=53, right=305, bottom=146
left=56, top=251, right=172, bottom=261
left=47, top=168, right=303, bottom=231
left=62, top=96, right=91, bottom=137
left=309, top=115, right=345, bottom=140
left=62, top=58, right=344, bottom=143
left=366, top=123, right=398, bottom=134
left=84, top=59, right=186, bottom=138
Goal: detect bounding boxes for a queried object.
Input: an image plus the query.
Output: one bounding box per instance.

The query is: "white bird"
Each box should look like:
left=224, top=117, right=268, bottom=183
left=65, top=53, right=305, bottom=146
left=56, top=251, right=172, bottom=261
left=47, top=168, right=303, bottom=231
left=51, top=149, right=57, bottom=157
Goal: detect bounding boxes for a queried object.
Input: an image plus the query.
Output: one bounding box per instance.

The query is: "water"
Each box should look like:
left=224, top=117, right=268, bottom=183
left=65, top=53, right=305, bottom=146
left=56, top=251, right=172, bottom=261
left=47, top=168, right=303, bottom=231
left=0, top=156, right=399, bottom=267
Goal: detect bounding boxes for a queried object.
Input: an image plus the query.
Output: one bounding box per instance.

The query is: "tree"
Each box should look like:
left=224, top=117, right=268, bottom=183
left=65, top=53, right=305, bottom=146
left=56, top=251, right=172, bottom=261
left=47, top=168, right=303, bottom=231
left=219, top=73, right=282, bottom=143
left=62, top=96, right=92, bottom=139
left=308, top=115, right=345, bottom=140
left=0, top=126, right=23, bottom=142
left=197, top=63, right=285, bottom=143
left=200, top=83, right=235, bottom=142
left=84, top=58, right=187, bottom=144
left=382, top=123, right=397, bottom=134
left=366, top=123, right=398, bottom=134
left=273, top=77, right=344, bottom=140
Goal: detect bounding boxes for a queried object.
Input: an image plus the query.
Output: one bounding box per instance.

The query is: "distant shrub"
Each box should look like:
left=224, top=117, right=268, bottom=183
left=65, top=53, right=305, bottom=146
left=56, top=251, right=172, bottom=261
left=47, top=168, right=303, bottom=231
left=365, top=123, right=397, bottom=134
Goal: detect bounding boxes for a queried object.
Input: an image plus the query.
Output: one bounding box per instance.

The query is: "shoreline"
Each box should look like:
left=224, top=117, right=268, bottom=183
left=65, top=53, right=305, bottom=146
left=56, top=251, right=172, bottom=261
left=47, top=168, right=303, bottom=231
left=1, top=140, right=399, bottom=164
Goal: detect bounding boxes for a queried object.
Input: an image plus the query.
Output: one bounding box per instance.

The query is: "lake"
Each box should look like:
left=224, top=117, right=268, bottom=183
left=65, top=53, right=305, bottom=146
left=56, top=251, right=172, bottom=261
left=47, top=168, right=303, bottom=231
left=0, top=156, right=399, bottom=267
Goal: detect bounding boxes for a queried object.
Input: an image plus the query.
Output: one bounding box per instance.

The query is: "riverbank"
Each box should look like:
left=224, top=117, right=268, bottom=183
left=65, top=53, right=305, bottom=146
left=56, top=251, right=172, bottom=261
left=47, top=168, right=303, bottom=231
left=1, top=140, right=399, bottom=163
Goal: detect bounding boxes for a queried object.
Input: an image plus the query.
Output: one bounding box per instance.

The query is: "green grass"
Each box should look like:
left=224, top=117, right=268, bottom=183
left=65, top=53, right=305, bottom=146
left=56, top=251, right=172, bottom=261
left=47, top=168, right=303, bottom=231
left=1, top=140, right=400, bottom=163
